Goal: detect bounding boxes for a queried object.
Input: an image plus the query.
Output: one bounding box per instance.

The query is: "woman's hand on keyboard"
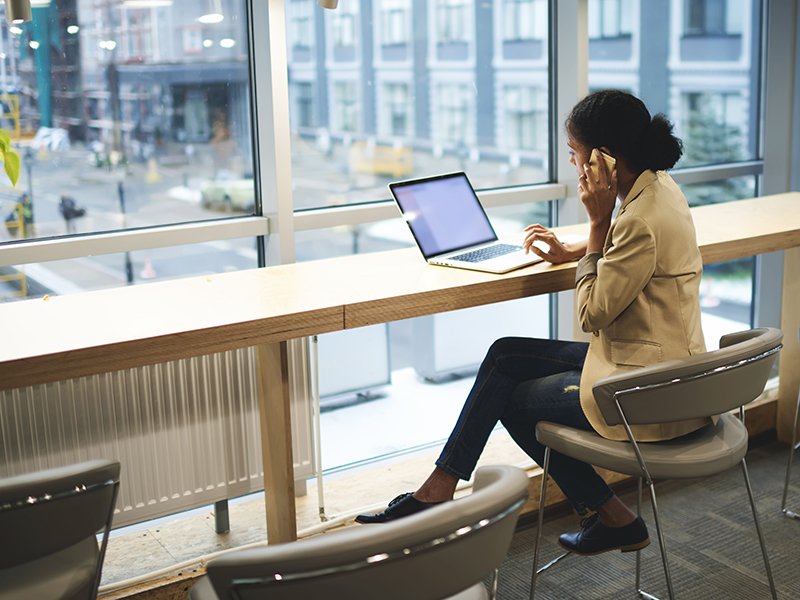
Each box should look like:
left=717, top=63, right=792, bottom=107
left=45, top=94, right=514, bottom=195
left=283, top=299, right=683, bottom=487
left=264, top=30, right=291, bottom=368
left=522, top=224, right=586, bottom=264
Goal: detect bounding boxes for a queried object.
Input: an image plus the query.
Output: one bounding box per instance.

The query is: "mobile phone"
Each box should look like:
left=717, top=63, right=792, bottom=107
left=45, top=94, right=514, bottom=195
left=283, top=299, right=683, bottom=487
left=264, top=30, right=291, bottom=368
left=588, top=149, right=616, bottom=180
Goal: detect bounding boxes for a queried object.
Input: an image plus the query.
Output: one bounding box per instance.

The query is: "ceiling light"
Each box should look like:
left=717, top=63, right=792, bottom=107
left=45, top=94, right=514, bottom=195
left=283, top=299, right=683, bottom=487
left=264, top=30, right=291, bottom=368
left=202, top=39, right=213, bottom=48
left=122, top=0, right=172, bottom=7
left=66, top=24, right=79, bottom=34
left=5, top=0, right=32, bottom=24
left=198, top=0, right=223, bottom=24
left=219, top=38, right=235, bottom=48
left=28, top=40, right=39, bottom=49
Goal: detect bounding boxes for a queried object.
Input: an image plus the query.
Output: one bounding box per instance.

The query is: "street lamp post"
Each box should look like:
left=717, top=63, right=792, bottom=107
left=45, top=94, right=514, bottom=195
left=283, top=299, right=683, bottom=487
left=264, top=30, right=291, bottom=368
left=117, top=180, right=134, bottom=285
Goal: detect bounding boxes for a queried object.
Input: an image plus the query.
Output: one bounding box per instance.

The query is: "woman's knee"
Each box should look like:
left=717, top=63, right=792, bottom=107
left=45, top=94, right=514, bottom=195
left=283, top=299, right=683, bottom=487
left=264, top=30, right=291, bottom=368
left=486, top=336, right=525, bottom=360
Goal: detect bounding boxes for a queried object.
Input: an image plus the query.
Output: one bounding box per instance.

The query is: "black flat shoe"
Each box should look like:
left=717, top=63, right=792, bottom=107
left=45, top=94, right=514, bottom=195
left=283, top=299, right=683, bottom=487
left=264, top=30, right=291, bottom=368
left=558, top=514, right=650, bottom=555
left=355, top=492, right=443, bottom=524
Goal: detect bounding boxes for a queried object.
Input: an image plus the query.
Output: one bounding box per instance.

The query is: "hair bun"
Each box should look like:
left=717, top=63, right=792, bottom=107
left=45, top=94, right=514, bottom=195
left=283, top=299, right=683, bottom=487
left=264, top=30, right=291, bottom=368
left=640, top=114, right=683, bottom=171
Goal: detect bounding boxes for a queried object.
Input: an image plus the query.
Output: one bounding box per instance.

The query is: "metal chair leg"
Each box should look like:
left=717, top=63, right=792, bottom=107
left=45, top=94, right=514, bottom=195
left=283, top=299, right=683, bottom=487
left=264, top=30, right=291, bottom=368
left=635, top=477, right=643, bottom=591
left=781, top=388, right=800, bottom=520
left=740, top=458, right=778, bottom=599
left=529, top=446, right=570, bottom=600
left=489, top=568, right=498, bottom=600
left=646, top=482, right=675, bottom=600
left=529, top=446, right=550, bottom=600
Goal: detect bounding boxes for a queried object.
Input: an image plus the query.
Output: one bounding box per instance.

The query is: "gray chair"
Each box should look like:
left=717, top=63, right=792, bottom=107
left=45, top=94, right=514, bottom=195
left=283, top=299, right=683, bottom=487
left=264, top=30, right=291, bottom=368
left=781, top=384, right=800, bottom=520
left=524, top=327, right=782, bottom=600
left=190, top=465, right=529, bottom=600
left=0, top=459, right=121, bottom=600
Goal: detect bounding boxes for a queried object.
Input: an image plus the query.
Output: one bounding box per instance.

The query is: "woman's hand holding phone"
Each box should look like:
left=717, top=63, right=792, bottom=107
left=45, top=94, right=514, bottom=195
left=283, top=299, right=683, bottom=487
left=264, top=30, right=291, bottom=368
left=579, top=148, right=618, bottom=226
left=579, top=148, right=618, bottom=254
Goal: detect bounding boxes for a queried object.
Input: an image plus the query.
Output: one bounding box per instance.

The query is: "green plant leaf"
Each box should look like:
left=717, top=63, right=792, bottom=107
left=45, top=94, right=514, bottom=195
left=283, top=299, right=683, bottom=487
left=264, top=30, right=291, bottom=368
left=3, top=149, right=20, bottom=186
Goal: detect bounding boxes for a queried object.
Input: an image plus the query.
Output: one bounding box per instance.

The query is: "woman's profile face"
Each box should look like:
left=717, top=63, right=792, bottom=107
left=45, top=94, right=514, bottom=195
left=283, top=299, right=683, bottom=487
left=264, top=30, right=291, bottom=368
left=566, top=132, right=592, bottom=178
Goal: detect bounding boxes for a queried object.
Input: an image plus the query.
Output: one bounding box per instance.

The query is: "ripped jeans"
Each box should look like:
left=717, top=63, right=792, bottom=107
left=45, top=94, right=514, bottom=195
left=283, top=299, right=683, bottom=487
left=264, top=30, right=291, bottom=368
left=435, top=337, right=613, bottom=514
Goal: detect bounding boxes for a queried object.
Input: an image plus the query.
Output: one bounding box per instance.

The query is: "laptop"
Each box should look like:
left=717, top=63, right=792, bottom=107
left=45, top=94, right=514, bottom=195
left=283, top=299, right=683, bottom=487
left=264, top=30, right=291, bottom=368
left=388, top=171, right=544, bottom=274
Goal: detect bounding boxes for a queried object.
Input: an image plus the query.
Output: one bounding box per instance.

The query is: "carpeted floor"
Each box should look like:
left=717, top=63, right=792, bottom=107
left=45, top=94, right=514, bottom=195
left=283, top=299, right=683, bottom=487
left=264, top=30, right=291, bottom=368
left=492, top=441, right=800, bottom=599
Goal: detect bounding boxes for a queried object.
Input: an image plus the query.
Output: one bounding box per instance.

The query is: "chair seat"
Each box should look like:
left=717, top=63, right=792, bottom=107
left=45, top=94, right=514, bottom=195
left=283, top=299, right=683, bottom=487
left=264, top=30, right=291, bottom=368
left=536, top=413, right=747, bottom=480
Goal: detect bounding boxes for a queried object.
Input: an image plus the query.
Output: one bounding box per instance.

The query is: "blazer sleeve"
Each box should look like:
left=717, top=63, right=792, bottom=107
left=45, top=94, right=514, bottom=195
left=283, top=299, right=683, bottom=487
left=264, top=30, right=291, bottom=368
left=575, top=214, right=656, bottom=333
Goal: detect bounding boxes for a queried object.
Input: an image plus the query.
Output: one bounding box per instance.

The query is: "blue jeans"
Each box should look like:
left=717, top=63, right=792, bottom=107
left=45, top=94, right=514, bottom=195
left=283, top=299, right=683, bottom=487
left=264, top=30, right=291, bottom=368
left=436, top=337, right=613, bottom=514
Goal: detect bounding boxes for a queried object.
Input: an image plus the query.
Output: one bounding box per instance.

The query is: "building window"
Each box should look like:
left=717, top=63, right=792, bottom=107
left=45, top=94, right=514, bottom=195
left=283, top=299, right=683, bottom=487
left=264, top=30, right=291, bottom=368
left=380, top=0, right=410, bottom=46
left=434, top=83, right=474, bottom=145
left=503, top=85, right=546, bottom=151
left=436, top=0, right=470, bottom=43
left=380, top=82, right=412, bottom=137
left=182, top=26, right=203, bottom=55
left=588, top=0, right=633, bottom=39
left=502, top=0, right=547, bottom=42
left=333, top=81, right=359, bottom=132
left=289, top=0, right=314, bottom=49
left=682, top=91, right=746, bottom=166
left=294, top=82, right=314, bottom=129
left=332, top=4, right=358, bottom=48
left=684, top=0, right=743, bottom=36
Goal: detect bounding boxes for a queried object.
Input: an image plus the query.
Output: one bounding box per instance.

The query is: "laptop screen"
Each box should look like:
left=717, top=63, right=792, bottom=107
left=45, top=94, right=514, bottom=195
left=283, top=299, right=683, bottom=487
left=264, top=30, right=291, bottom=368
left=389, top=172, right=497, bottom=259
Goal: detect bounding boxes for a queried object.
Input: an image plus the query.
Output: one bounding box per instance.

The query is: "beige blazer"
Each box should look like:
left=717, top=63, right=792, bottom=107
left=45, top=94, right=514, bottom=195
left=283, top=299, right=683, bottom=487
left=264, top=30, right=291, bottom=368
left=575, top=170, right=711, bottom=442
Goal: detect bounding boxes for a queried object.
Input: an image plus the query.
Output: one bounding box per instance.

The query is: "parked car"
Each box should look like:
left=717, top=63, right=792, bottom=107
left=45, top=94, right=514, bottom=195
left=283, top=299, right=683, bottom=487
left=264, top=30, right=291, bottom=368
left=200, top=176, right=255, bottom=212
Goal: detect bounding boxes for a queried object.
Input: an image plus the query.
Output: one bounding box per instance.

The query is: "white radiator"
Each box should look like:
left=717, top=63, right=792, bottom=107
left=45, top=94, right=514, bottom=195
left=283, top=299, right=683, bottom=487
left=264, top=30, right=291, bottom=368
left=0, top=342, right=316, bottom=528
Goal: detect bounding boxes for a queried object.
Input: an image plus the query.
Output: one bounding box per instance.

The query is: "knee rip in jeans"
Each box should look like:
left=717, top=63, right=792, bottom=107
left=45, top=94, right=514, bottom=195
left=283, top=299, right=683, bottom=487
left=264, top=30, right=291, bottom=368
left=562, top=385, right=580, bottom=393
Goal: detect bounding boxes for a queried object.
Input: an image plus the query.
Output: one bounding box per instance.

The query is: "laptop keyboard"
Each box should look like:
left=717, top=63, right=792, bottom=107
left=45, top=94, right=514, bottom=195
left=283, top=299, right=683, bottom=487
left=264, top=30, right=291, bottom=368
left=450, top=244, right=521, bottom=263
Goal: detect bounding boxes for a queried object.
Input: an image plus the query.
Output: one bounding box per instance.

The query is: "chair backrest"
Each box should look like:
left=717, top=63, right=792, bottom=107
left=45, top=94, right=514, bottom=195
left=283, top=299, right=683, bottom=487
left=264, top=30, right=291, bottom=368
left=593, top=327, right=782, bottom=427
left=0, top=459, right=120, bottom=598
left=203, top=465, right=529, bottom=600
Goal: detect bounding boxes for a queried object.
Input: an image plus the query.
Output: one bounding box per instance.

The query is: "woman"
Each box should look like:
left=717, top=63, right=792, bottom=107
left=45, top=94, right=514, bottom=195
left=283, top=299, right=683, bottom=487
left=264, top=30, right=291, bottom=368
left=356, top=90, right=710, bottom=556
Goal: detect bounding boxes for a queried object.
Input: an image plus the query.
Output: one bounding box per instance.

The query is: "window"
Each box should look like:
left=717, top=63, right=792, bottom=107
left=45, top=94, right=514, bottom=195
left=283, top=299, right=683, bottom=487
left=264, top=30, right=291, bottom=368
left=588, top=0, right=634, bottom=39
left=331, top=3, right=358, bottom=48
left=289, top=0, right=314, bottom=49
left=502, top=0, right=547, bottom=42
left=380, top=0, right=410, bottom=46
left=684, top=0, right=743, bottom=36
left=293, top=82, right=314, bottom=129
left=286, top=0, right=551, bottom=211
left=436, top=0, right=471, bottom=43
left=380, top=82, right=412, bottom=137
left=332, top=80, right=360, bottom=133
left=503, top=85, right=546, bottom=151
left=0, top=0, right=253, bottom=254
left=434, top=83, right=475, bottom=146
left=681, top=92, right=747, bottom=166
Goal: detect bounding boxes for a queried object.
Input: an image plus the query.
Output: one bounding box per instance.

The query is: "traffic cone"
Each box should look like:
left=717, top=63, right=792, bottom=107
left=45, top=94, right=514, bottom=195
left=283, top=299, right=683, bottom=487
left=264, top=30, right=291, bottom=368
left=140, top=256, right=156, bottom=279
left=145, top=158, right=161, bottom=183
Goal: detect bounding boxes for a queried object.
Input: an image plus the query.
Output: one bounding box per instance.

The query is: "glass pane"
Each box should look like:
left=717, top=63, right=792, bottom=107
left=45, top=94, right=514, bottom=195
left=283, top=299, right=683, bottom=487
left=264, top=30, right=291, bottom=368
left=0, top=237, right=258, bottom=302
left=286, top=0, right=551, bottom=211
left=298, top=201, right=552, bottom=471
left=683, top=176, right=757, bottom=348
left=0, top=0, right=253, bottom=244
left=588, top=0, right=761, bottom=166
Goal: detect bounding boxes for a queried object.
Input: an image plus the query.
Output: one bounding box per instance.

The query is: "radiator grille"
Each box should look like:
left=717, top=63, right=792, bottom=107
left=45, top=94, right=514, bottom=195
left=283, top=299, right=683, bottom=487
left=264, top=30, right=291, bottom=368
left=0, top=342, right=315, bottom=527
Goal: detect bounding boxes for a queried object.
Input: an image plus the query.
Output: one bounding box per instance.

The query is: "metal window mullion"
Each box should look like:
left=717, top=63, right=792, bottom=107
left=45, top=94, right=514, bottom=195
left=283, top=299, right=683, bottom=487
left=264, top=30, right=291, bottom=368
left=0, top=217, right=270, bottom=268
left=292, top=183, right=567, bottom=232
left=669, top=160, right=763, bottom=186
left=250, top=0, right=296, bottom=267
left=553, top=0, right=589, bottom=342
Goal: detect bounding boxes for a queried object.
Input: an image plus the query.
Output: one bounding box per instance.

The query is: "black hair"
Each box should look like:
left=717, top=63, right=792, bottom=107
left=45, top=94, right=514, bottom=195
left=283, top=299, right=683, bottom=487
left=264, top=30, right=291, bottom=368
left=566, top=90, right=683, bottom=172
